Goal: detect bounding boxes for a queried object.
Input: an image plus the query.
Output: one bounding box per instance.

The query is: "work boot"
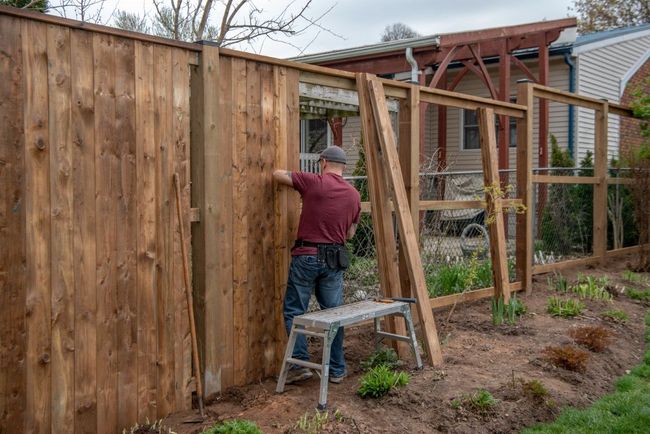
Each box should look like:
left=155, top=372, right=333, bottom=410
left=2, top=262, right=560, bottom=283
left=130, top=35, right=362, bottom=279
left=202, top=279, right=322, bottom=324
left=329, top=371, right=347, bottom=384
left=285, top=367, right=313, bottom=384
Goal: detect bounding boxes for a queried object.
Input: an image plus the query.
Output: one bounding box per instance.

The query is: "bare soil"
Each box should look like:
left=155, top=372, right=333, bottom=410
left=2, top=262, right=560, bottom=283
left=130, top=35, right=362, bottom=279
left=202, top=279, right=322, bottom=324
left=167, top=257, right=649, bottom=434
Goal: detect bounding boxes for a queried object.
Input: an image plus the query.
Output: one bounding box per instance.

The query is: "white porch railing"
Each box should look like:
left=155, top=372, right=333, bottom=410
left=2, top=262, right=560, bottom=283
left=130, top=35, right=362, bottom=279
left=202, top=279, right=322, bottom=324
left=300, top=152, right=321, bottom=173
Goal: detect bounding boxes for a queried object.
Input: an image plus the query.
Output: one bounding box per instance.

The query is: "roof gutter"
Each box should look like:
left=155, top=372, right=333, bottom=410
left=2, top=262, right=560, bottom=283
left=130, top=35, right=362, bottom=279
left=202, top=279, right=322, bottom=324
left=563, top=52, right=576, bottom=161
left=405, top=47, right=419, bottom=83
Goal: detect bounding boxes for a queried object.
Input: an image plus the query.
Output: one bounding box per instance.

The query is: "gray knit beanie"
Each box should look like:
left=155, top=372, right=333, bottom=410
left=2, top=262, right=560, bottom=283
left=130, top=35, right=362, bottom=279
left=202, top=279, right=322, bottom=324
left=319, top=146, right=347, bottom=165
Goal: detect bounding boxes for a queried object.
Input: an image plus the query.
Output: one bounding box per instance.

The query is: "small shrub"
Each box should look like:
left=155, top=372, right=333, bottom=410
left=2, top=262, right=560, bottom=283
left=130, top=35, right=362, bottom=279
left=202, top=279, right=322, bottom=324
left=569, top=326, right=612, bottom=352
left=602, top=309, right=629, bottom=323
left=124, top=420, right=176, bottom=434
left=293, top=410, right=329, bottom=433
left=571, top=274, right=613, bottom=301
left=357, top=365, right=409, bottom=398
left=202, top=420, right=261, bottom=434
left=522, top=379, right=549, bottom=400
left=547, top=297, right=585, bottom=318
left=454, top=389, right=499, bottom=415
left=627, top=288, right=650, bottom=300
left=543, top=345, right=590, bottom=372
left=360, top=347, right=400, bottom=371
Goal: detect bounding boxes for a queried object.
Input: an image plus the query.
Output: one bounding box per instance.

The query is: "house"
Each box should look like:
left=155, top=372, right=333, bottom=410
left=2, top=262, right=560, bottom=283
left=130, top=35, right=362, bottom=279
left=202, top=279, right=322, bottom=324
left=293, top=19, right=650, bottom=175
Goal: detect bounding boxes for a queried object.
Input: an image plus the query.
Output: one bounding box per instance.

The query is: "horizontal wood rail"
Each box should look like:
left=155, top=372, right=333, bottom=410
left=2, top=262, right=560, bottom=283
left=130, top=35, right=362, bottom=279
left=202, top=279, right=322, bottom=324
left=532, top=175, right=598, bottom=184
left=360, top=199, right=522, bottom=213
left=430, top=282, right=523, bottom=310
left=607, top=177, right=634, bottom=185
left=531, top=83, right=632, bottom=117
left=532, top=256, right=601, bottom=274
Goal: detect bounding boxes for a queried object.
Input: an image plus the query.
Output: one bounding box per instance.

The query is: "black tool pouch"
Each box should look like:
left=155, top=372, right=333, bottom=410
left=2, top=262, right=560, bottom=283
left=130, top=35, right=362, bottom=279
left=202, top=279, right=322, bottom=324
left=318, top=245, right=350, bottom=271
left=337, top=246, right=350, bottom=270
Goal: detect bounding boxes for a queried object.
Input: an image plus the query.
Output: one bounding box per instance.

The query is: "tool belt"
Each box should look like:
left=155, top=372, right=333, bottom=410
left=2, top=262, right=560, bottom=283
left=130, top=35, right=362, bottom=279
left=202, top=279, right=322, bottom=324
left=293, top=239, right=350, bottom=271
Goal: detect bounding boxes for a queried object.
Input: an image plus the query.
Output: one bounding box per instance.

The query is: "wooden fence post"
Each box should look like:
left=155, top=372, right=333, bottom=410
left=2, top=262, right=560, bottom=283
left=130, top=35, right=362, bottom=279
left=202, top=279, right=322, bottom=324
left=593, top=101, right=609, bottom=263
left=516, top=81, right=534, bottom=294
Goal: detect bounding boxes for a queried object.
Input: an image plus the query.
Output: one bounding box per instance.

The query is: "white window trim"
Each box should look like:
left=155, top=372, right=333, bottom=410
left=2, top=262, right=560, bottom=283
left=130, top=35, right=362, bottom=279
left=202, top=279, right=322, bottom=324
left=300, top=119, right=332, bottom=154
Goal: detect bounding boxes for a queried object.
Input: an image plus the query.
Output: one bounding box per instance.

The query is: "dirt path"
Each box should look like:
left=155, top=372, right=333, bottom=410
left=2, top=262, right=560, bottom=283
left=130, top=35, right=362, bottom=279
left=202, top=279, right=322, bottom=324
left=167, top=257, right=648, bottom=434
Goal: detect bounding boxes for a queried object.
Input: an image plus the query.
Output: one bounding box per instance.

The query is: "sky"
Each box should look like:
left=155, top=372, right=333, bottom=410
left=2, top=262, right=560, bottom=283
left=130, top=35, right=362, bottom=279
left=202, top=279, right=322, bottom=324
left=98, top=0, right=576, bottom=58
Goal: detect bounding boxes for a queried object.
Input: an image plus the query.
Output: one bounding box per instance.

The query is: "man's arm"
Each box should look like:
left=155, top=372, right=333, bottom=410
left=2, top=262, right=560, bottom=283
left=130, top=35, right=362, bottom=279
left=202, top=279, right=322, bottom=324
left=273, top=169, right=293, bottom=187
left=347, top=223, right=357, bottom=240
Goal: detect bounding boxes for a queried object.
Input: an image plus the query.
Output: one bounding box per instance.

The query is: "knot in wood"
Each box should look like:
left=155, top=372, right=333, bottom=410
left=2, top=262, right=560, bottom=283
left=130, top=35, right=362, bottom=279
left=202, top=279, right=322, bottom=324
left=39, top=353, right=50, bottom=365
left=35, top=138, right=46, bottom=150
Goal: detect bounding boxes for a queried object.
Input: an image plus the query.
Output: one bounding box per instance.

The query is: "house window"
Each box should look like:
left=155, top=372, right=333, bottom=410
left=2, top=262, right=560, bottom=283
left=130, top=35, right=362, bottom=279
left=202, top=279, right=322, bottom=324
left=300, top=119, right=331, bottom=154
left=461, top=106, right=517, bottom=150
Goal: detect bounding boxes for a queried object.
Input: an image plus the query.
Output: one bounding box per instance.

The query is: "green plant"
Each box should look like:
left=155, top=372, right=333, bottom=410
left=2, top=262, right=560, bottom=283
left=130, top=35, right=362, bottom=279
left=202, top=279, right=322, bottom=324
left=543, top=345, right=589, bottom=372
left=602, top=309, right=629, bottom=322
left=454, top=389, right=499, bottom=415
left=548, top=273, right=569, bottom=293
left=627, top=288, right=650, bottom=300
left=491, top=295, right=527, bottom=325
left=360, top=347, right=401, bottom=371
left=569, top=326, right=612, bottom=352
left=294, top=410, right=329, bottom=433
left=357, top=365, right=409, bottom=398
left=571, top=274, right=613, bottom=301
left=547, top=297, right=585, bottom=318
left=202, top=420, right=261, bottom=434
left=621, top=270, right=644, bottom=283
left=124, top=420, right=176, bottom=434
left=522, top=379, right=549, bottom=400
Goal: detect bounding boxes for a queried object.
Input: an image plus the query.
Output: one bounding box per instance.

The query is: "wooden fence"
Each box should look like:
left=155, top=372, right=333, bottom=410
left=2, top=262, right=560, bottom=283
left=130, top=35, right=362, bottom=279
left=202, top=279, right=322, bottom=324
left=0, top=9, right=195, bottom=434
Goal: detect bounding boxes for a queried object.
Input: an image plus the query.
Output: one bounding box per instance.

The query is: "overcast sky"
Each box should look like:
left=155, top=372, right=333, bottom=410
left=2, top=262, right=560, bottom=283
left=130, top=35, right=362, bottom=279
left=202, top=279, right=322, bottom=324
left=104, top=0, right=576, bottom=58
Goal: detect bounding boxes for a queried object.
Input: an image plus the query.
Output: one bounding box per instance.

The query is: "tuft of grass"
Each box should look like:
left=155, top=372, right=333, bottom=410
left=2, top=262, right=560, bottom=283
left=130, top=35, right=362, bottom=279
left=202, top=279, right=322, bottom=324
left=571, top=274, right=613, bottom=301
left=621, top=269, right=644, bottom=283
left=452, top=389, right=499, bottom=415
left=627, top=288, right=650, bottom=300
left=521, top=379, right=549, bottom=400
left=547, top=297, right=585, bottom=318
left=548, top=272, right=569, bottom=293
left=602, top=309, right=629, bottom=323
left=569, top=326, right=612, bottom=352
left=202, top=420, right=261, bottom=434
left=360, top=347, right=401, bottom=371
left=293, top=410, right=329, bottom=433
left=492, top=295, right=528, bottom=325
left=357, top=365, right=409, bottom=399
left=543, top=345, right=589, bottom=372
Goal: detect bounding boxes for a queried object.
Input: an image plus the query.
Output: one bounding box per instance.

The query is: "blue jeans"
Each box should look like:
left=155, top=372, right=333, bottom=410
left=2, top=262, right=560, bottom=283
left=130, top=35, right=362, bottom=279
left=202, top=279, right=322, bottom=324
left=283, top=255, right=346, bottom=377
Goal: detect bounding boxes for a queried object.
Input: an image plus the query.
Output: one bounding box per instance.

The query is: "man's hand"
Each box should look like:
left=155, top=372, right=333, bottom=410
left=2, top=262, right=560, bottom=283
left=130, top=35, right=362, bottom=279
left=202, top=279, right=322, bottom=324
left=273, top=169, right=293, bottom=187
left=347, top=223, right=357, bottom=240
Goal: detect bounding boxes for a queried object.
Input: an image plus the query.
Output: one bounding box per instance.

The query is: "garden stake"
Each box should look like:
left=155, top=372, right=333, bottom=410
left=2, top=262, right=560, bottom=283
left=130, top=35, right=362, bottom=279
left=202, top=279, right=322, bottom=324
left=174, top=173, right=205, bottom=419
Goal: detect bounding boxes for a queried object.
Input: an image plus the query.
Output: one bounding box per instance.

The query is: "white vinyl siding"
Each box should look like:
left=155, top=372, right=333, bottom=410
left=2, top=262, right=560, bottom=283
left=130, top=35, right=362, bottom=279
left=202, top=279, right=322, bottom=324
left=575, top=34, right=650, bottom=163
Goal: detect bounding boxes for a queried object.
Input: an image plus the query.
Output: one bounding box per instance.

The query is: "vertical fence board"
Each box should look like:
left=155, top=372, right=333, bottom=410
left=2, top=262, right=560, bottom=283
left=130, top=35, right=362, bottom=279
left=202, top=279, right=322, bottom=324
left=593, top=103, right=608, bottom=263
left=272, top=65, right=289, bottom=371
left=70, top=28, right=98, bottom=434
left=232, top=57, right=249, bottom=385
left=217, top=55, right=234, bottom=389
left=153, top=44, right=175, bottom=416
left=114, top=36, right=138, bottom=428
left=0, top=14, right=26, bottom=434
left=23, top=19, right=52, bottom=434
left=172, top=48, right=192, bottom=408
left=93, top=32, right=118, bottom=434
left=516, top=82, right=534, bottom=293
left=134, top=40, right=158, bottom=421
left=47, top=23, right=75, bottom=434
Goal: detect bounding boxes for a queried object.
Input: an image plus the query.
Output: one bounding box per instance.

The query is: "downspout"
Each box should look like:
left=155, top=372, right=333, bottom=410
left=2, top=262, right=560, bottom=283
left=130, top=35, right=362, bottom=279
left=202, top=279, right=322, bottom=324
left=405, top=47, right=419, bottom=83
left=563, top=52, right=575, bottom=161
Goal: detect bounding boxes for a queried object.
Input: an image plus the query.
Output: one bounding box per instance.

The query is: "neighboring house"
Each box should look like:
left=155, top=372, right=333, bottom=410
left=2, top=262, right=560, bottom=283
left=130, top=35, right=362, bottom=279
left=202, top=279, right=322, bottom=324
left=293, top=20, right=650, bottom=174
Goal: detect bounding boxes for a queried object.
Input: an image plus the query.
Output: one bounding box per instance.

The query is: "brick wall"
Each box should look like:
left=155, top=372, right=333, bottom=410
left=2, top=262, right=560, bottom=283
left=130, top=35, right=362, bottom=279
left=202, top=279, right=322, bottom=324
left=620, top=58, right=650, bottom=155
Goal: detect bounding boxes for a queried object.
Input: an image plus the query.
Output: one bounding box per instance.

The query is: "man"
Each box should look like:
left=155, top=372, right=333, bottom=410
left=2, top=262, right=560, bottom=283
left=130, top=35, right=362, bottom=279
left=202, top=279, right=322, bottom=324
left=273, top=146, right=361, bottom=384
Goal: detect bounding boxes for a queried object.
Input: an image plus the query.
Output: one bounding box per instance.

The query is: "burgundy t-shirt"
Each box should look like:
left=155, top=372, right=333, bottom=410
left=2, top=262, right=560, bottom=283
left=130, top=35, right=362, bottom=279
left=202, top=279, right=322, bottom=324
left=291, top=172, right=361, bottom=256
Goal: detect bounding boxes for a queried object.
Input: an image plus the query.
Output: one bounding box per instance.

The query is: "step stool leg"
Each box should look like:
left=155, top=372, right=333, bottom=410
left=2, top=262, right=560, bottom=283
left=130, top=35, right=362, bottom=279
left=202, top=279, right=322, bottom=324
left=317, top=324, right=337, bottom=410
left=276, top=324, right=300, bottom=393
left=403, top=310, right=423, bottom=369
left=374, top=317, right=382, bottom=351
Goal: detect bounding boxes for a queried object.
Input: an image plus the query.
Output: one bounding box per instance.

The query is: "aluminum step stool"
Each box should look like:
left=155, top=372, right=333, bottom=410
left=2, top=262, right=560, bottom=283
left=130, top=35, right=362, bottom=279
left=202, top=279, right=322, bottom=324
left=276, top=299, right=423, bottom=410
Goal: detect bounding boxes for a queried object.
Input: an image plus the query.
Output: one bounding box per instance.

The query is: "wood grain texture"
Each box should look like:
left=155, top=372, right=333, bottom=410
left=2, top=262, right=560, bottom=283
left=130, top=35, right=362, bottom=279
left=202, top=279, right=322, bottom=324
left=23, top=19, right=52, bottom=434
left=593, top=103, right=608, bottom=264
left=70, top=28, right=98, bottom=434
left=47, top=23, right=75, bottom=434
left=515, top=82, right=533, bottom=294
left=478, top=108, right=511, bottom=303
left=114, top=36, right=138, bottom=428
left=93, top=32, right=118, bottom=434
left=135, top=40, right=158, bottom=421
left=0, top=14, right=26, bottom=434
left=364, top=75, right=443, bottom=366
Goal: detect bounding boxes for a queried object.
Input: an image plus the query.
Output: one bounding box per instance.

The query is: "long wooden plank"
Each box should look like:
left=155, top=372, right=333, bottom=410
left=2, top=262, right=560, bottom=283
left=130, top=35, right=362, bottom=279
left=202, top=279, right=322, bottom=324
left=172, top=48, right=192, bottom=409
left=364, top=75, right=443, bottom=366
left=260, top=63, right=277, bottom=377
left=114, top=36, right=138, bottom=428
left=273, top=65, right=289, bottom=372
left=478, top=108, right=511, bottom=303
left=232, top=57, right=249, bottom=386
left=532, top=175, right=598, bottom=184
left=135, top=40, right=158, bottom=421
left=532, top=256, right=601, bottom=274
left=516, top=82, right=534, bottom=294
left=93, top=32, right=118, bottom=434
left=153, top=43, right=175, bottom=417
left=355, top=73, right=406, bottom=354
left=23, top=20, right=52, bottom=434
left=606, top=177, right=634, bottom=185
left=593, top=103, right=608, bottom=264
left=47, top=23, right=75, bottom=434
left=0, top=15, right=26, bottom=434
left=430, top=282, right=523, bottom=310
left=70, top=28, right=97, bottom=434
left=215, top=54, right=234, bottom=389
left=359, top=199, right=523, bottom=213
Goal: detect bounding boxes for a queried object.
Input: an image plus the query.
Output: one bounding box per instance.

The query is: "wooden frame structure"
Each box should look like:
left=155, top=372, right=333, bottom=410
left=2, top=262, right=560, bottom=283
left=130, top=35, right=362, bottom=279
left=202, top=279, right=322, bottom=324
left=0, top=6, right=642, bottom=434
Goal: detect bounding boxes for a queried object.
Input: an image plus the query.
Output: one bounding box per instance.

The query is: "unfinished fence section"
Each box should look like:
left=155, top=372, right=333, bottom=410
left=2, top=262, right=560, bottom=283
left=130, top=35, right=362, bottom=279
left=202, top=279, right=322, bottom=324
left=0, top=9, right=195, bottom=434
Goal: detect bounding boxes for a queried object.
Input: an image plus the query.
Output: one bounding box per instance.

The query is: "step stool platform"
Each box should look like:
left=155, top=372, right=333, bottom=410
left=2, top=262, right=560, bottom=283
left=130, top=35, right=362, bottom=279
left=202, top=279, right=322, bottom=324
left=276, top=299, right=422, bottom=409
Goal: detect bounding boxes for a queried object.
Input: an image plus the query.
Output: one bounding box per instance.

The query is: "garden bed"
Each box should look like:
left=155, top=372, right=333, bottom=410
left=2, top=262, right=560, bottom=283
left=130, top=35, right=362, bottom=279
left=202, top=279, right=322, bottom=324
left=166, top=255, right=649, bottom=434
